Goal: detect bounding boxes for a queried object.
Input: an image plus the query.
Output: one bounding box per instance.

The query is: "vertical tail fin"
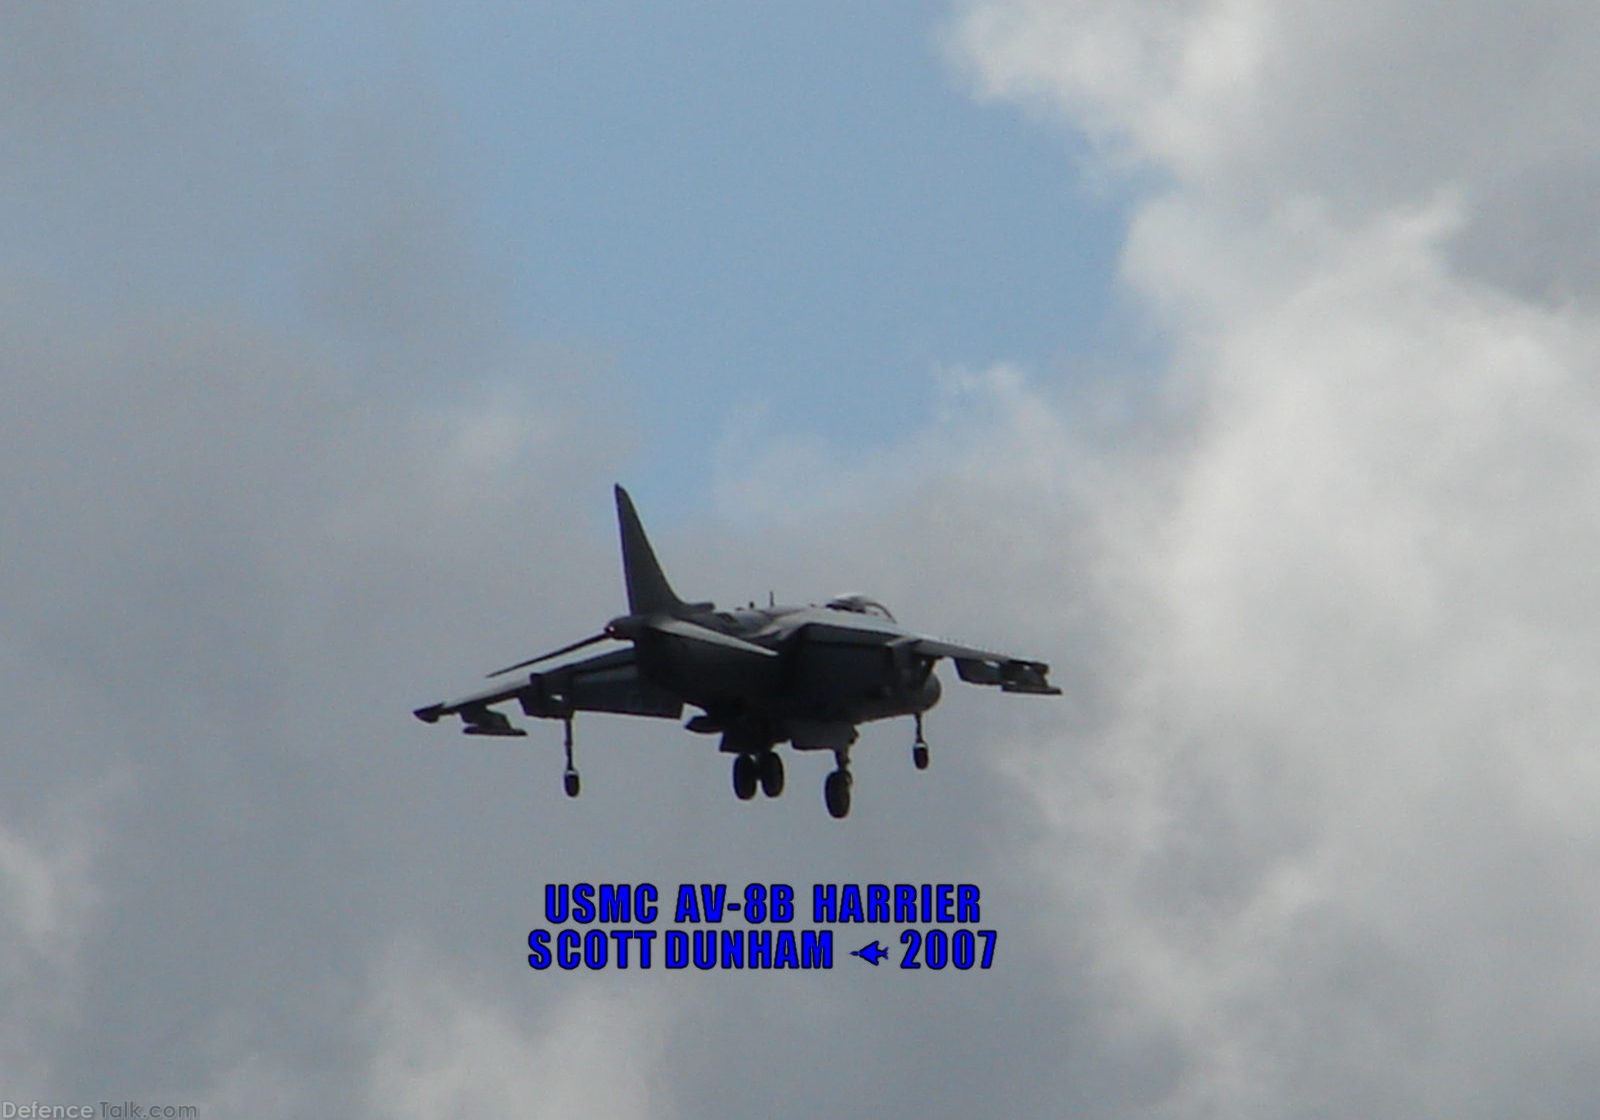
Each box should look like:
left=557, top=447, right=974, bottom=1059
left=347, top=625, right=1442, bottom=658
left=615, top=485, right=687, bottom=616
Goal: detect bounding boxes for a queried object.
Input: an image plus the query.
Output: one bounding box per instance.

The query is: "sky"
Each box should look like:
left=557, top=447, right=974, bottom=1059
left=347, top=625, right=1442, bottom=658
left=4, top=2, right=1600, bottom=1118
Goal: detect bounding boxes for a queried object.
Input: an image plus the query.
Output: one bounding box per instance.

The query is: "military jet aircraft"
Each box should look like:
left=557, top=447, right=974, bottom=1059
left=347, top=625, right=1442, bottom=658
left=414, top=486, right=1059, bottom=818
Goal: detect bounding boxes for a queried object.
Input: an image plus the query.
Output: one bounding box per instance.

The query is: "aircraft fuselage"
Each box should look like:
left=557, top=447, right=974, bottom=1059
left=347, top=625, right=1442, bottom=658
left=632, top=603, right=943, bottom=750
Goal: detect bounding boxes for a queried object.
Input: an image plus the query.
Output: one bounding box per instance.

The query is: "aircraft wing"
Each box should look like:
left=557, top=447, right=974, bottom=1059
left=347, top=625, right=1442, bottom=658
left=909, top=637, right=1061, bottom=695
left=414, top=646, right=683, bottom=736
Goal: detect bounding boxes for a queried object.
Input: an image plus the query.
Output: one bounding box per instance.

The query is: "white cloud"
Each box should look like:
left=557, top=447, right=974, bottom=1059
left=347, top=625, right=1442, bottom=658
left=954, top=2, right=1600, bottom=205
left=1074, top=205, right=1600, bottom=1118
left=952, top=1, right=1600, bottom=1116
left=0, top=789, right=111, bottom=1092
left=363, top=943, right=675, bottom=1120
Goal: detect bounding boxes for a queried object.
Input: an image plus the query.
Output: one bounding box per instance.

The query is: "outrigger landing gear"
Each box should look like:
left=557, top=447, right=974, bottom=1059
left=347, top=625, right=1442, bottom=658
left=913, top=713, right=930, bottom=771
left=824, top=751, right=853, bottom=819
left=562, top=717, right=581, bottom=797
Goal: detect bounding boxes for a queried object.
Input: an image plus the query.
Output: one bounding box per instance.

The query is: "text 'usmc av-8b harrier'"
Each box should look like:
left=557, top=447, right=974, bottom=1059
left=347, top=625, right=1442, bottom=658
left=414, top=486, right=1059, bottom=818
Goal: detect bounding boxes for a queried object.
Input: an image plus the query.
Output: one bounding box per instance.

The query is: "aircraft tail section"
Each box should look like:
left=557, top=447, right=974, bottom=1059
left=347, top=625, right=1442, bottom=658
left=615, top=485, right=689, bottom=616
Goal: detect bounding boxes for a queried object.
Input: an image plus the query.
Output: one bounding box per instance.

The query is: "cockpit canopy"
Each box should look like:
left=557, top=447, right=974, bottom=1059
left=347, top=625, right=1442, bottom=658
left=824, top=593, right=896, bottom=622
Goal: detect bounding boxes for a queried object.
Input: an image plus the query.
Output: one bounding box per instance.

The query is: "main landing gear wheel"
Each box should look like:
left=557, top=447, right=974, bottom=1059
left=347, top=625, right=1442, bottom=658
left=563, top=770, right=581, bottom=798
left=759, top=751, right=785, bottom=797
left=732, top=754, right=759, bottom=800
left=824, top=769, right=853, bottom=819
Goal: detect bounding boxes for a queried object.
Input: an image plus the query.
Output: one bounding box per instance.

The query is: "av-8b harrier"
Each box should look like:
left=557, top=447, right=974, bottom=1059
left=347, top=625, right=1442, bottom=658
left=414, top=487, right=1059, bottom=818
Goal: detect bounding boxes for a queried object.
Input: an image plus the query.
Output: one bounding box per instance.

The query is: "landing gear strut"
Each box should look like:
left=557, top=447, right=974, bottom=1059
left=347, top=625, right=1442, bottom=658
left=562, top=717, right=581, bottom=797
left=913, top=713, right=930, bottom=771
